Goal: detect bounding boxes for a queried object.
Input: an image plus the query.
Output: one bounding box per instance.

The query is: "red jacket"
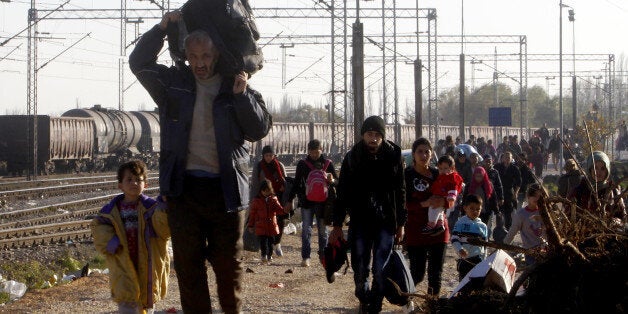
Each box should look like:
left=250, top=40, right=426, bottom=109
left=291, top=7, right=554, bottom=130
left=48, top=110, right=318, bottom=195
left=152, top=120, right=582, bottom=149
left=248, top=195, right=284, bottom=236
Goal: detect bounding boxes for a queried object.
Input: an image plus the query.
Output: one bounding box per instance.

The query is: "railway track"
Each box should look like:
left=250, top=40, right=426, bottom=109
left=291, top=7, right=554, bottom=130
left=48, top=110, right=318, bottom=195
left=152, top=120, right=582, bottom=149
left=0, top=173, right=117, bottom=192
left=0, top=167, right=297, bottom=250
left=0, top=187, right=159, bottom=250
left=0, top=176, right=159, bottom=204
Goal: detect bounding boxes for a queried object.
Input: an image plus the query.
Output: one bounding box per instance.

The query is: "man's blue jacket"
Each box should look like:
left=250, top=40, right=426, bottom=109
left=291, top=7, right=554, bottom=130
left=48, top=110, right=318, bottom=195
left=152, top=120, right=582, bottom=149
left=129, top=25, right=271, bottom=212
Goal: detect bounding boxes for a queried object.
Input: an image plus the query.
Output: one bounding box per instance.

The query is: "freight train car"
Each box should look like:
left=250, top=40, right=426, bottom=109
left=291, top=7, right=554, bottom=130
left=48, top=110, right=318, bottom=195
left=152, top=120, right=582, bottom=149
left=251, top=122, right=531, bottom=164
left=0, top=104, right=537, bottom=176
left=131, top=110, right=160, bottom=153
left=0, top=115, right=94, bottom=175
left=62, top=105, right=142, bottom=155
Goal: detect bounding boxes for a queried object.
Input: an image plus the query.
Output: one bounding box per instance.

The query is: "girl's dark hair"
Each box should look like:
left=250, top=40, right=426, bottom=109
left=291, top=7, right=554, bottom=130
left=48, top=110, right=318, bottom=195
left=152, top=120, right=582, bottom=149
left=259, top=179, right=274, bottom=195
left=527, top=183, right=543, bottom=197
left=463, top=194, right=482, bottom=206
left=307, top=139, right=322, bottom=150
left=117, top=160, right=147, bottom=183
left=412, top=137, right=433, bottom=154
left=437, top=155, right=454, bottom=167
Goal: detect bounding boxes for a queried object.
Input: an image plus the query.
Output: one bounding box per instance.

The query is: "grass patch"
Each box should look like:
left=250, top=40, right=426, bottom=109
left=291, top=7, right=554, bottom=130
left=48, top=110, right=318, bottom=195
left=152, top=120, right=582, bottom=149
left=0, top=291, right=10, bottom=304
left=89, top=254, right=107, bottom=270
left=56, top=254, right=81, bottom=273
left=0, top=260, right=54, bottom=288
left=0, top=248, right=99, bottom=289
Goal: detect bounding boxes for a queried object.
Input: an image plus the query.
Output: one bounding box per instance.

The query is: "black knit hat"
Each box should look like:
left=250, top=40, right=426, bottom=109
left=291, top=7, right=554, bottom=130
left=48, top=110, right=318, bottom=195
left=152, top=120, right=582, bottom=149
left=262, top=145, right=274, bottom=155
left=307, top=139, right=322, bottom=151
left=361, top=115, right=386, bottom=138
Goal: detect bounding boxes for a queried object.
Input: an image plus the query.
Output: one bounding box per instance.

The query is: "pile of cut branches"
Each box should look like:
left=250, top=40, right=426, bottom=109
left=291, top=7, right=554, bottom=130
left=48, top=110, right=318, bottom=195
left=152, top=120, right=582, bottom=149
left=426, top=155, right=627, bottom=313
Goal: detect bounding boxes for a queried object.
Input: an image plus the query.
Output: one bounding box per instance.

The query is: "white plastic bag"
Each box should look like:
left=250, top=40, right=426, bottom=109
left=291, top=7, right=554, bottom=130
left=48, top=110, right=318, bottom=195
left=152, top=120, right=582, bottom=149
left=283, top=222, right=297, bottom=235
left=1, top=280, right=27, bottom=300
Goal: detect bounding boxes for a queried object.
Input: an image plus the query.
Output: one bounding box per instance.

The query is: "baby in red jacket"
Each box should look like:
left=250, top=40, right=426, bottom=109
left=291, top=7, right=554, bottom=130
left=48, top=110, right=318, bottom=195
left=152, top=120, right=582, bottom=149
left=423, top=155, right=464, bottom=236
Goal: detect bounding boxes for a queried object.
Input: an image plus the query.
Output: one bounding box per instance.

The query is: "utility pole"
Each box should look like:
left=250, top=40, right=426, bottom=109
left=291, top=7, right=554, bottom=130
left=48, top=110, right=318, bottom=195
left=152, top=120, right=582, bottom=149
left=280, top=43, right=294, bottom=89
left=352, top=0, right=364, bottom=144
left=569, top=8, right=577, bottom=130
left=26, top=0, right=38, bottom=180
left=414, top=0, right=422, bottom=139
left=493, top=47, right=498, bottom=117
left=119, top=0, right=126, bottom=111
left=559, top=0, right=564, bottom=173
left=459, top=0, right=465, bottom=141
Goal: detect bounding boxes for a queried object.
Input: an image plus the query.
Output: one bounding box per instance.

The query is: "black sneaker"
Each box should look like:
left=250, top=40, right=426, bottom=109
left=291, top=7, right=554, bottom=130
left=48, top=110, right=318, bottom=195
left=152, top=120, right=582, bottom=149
left=326, top=271, right=336, bottom=283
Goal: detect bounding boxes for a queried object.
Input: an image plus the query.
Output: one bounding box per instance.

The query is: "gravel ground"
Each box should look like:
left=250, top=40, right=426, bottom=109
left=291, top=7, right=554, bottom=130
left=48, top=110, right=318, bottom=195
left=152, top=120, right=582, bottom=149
left=0, top=226, right=468, bottom=314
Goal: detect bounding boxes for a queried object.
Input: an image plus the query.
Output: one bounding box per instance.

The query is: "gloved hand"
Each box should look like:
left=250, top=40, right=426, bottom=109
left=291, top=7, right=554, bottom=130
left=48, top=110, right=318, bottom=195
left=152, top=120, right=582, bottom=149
left=106, top=235, right=122, bottom=254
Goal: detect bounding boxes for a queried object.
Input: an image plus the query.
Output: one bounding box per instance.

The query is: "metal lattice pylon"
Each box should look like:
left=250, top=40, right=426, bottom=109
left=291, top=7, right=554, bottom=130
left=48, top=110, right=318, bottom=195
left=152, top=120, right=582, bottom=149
left=330, top=0, right=347, bottom=155
left=426, top=9, right=438, bottom=142
left=26, top=4, right=38, bottom=180
left=381, top=0, right=399, bottom=143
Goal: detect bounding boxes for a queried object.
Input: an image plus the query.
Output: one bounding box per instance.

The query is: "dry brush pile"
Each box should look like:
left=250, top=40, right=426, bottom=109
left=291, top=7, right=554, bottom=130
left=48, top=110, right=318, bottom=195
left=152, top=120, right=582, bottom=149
left=429, top=164, right=627, bottom=313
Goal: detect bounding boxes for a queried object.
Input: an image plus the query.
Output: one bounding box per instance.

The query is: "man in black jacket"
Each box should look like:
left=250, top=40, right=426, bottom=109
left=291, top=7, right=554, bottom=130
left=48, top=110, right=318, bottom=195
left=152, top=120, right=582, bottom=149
left=329, top=116, right=406, bottom=314
left=482, top=154, right=505, bottom=240
left=494, top=151, right=521, bottom=231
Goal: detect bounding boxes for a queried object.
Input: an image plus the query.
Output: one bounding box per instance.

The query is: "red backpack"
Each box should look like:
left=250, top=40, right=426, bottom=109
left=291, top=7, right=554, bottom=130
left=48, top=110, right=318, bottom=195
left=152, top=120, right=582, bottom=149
left=304, top=159, right=331, bottom=202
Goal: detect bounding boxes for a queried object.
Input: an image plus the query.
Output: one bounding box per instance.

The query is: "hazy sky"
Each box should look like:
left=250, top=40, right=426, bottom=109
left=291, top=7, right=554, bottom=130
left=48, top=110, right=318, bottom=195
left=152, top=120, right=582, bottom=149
left=0, top=0, right=626, bottom=117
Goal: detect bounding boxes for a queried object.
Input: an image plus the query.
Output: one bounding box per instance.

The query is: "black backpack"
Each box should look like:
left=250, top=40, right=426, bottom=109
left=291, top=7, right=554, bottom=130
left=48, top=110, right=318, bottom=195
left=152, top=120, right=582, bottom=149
left=167, top=0, right=264, bottom=77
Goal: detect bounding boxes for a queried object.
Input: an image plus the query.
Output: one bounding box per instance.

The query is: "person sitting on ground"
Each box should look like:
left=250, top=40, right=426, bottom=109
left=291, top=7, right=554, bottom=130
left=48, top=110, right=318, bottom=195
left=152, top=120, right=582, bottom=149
left=451, top=194, right=488, bottom=281
left=503, top=183, right=546, bottom=266
left=91, top=160, right=170, bottom=314
left=247, top=179, right=286, bottom=265
left=422, top=155, right=463, bottom=236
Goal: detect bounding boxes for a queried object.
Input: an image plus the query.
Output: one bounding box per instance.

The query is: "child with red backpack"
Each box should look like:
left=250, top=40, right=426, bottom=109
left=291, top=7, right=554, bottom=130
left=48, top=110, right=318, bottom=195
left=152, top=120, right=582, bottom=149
left=285, top=139, right=338, bottom=267
left=247, top=179, right=285, bottom=265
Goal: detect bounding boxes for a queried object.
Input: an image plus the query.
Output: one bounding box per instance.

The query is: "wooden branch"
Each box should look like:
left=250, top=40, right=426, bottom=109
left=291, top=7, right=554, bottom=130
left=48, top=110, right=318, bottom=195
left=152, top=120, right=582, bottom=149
left=466, top=238, right=529, bottom=254
left=539, top=195, right=563, bottom=249
left=582, top=121, right=601, bottom=206
left=563, top=241, right=590, bottom=263
left=548, top=196, right=616, bottom=233
left=386, top=278, right=431, bottom=300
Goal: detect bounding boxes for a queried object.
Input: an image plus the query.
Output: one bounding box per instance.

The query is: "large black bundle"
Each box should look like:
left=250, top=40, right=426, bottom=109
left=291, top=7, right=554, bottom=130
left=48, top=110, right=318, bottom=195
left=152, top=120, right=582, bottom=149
left=167, top=0, right=264, bottom=77
left=383, top=249, right=416, bottom=306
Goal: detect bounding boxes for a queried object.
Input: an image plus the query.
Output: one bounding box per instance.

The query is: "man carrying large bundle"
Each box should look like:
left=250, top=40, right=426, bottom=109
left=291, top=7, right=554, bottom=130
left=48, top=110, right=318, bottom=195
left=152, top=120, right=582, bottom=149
left=129, top=6, right=270, bottom=313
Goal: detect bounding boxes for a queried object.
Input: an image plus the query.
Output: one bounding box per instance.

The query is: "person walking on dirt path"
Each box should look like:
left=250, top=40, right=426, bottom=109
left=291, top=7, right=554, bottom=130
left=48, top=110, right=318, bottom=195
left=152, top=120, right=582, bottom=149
left=91, top=160, right=170, bottom=314
left=250, top=145, right=288, bottom=256
left=129, top=10, right=271, bottom=313
left=494, top=152, right=521, bottom=231
left=284, top=139, right=337, bottom=267
left=329, top=115, right=406, bottom=313
left=451, top=194, right=488, bottom=281
left=401, top=138, right=450, bottom=297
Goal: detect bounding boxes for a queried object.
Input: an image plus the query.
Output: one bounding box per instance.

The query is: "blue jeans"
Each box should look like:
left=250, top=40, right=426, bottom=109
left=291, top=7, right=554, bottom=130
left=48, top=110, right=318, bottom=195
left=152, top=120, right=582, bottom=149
left=349, top=222, right=395, bottom=311
left=301, top=203, right=328, bottom=260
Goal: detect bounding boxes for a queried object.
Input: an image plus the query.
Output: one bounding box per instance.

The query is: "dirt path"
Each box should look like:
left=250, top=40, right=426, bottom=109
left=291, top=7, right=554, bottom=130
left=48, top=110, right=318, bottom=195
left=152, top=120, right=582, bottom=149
left=0, top=227, right=463, bottom=314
